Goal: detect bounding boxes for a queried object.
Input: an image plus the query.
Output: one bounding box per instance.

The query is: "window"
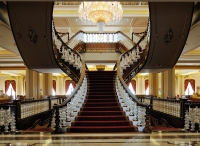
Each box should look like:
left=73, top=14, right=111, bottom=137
left=185, top=82, right=194, bottom=95
left=5, top=80, right=16, bottom=99
left=128, top=83, right=135, bottom=94
left=145, top=86, right=149, bottom=95
left=52, top=80, right=56, bottom=95
left=184, top=79, right=195, bottom=95
left=66, top=83, right=74, bottom=95
left=145, top=79, right=149, bottom=95
left=52, top=89, right=56, bottom=96
left=6, top=83, right=16, bottom=98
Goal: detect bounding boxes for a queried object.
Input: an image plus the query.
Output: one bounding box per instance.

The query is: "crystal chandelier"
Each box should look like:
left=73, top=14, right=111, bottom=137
left=78, top=1, right=123, bottom=33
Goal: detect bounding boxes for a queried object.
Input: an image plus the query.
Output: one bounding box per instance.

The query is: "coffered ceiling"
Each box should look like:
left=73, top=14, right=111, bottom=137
left=0, top=2, right=199, bottom=76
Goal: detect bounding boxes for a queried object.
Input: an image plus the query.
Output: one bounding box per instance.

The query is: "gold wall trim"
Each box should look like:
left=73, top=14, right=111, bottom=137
left=175, top=66, right=200, bottom=70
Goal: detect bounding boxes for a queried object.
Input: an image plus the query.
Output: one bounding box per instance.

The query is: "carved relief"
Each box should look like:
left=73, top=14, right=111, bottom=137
left=28, top=27, right=38, bottom=43
left=164, top=28, right=173, bottom=45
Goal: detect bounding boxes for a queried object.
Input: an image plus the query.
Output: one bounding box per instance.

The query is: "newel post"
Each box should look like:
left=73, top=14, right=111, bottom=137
left=143, top=104, right=152, bottom=133
left=53, top=105, right=61, bottom=134
left=13, top=100, right=21, bottom=129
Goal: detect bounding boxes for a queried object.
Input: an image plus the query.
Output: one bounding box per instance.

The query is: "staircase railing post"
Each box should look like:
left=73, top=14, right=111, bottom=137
left=143, top=104, right=151, bottom=133
left=13, top=100, right=21, bottom=129
left=150, top=97, right=153, bottom=109
left=53, top=106, right=60, bottom=134
left=48, top=96, right=51, bottom=110
left=180, top=98, right=188, bottom=119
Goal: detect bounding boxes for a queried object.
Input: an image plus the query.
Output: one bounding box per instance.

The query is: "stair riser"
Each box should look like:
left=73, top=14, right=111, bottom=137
left=78, top=112, right=125, bottom=116
left=75, top=117, right=128, bottom=121
left=85, top=97, right=117, bottom=100
left=88, top=89, right=115, bottom=92
left=84, top=100, right=118, bottom=102
left=83, top=103, right=119, bottom=106
left=71, top=122, right=131, bottom=126
left=68, top=127, right=137, bottom=133
left=88, top=81, right=115, bottom=84
left=81, top=107, right=122, bottom=111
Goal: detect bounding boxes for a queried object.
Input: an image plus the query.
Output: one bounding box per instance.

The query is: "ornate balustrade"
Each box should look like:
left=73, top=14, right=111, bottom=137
left=118, top=20, right=150, bottom=83
left=139, top=96, right=190, bottom=118
left=52, top=24, right=83, bottom=83
left=0, top=106, right=17, bottom=133
left=52, top=74, right=87, bottom=133
left=57, top=32, right=69, bottom=44
left=64, top=31, right=135, bottom=51
left=20, top=99, right=49, bottom=119
left=152, top=98, right=181, bottom=118
left=116, top=55, right=151, bottom=133
left=115, top=77, right=148, bottom=132
left=138, top=96, right=200, bottom=128
left=132, top=32, right=144, bottom=46
left=142, top=97, right=151, bottom=105
left=0, top=96, right=63, bottom=133
left=182, top=102, right=200, bottom=132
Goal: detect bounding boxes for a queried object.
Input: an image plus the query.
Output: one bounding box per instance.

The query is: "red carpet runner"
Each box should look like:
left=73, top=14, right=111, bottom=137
left=67, top=71, right=138, bottom=133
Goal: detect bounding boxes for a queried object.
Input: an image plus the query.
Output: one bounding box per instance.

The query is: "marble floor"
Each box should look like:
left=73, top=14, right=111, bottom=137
left=0, top=131, right=200, bottom=146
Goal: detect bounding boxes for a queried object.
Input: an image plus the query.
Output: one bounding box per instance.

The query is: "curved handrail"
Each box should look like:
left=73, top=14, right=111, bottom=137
left=57, top=32, right=69, bottom=43
left=116, top=20, right=151, bottom=133
left=52, top=23, right=83, bottom=82
left=53, top=60, right=85, bottom=109
left=52, top=23, right=86, bottom=134
left=117, top=61, right=143, bottom=106
left=119, top=19, right=150, bottom=83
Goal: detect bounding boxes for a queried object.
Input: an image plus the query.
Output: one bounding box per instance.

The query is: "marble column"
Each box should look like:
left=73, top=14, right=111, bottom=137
left=136, top=75, right=145, bottom=95
left=16, top=76, right=24, bottom=96
left=176, top=75, right=184, bottom=96
left=161, top=67, right=175, bottom=98
left=43, top=73, right=53, bottom=96
left=56, top=76, right=65, bottom=95
left=149, top=73, right=159, bottom=96
left=25, top=68, right=39, bottom=99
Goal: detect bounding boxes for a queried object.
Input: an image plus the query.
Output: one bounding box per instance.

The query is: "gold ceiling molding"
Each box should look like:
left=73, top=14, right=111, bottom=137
left=0, top=67, right=26, bottom=70
left=54, top=1, right=148, bottom=6
left=53, top=10, right=149, bottom=16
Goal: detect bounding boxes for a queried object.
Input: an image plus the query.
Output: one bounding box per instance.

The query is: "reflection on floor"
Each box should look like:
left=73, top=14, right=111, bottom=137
left=0, top=132, right=200, bottom=146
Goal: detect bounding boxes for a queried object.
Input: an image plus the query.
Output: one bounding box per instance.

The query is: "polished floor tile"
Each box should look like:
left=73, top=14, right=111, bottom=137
left=0, top=132, right=199, bottom=146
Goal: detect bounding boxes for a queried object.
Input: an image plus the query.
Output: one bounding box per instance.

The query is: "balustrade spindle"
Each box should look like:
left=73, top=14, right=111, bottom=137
left=52, top=76, right=87, bottom=133
left=115, top=76, right=149, bottom=132
left=152, top=99, right=181, bottom=118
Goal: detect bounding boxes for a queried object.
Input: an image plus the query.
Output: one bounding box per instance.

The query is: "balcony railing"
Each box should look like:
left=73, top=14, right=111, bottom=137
left=65, top=31, right=136, bottom=51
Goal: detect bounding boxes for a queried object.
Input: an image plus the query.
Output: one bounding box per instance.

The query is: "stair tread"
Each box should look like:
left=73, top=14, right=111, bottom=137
left=69, top=126, right=135, bottom=128
left=76, top=116, right=127, bottom=117
left=73, top=120, right=130, bottom=122
left=68, top=71, right=137, bottom=133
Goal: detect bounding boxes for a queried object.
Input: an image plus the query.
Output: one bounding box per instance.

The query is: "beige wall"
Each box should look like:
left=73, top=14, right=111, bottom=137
left=0, top=69, right=199, bottom=99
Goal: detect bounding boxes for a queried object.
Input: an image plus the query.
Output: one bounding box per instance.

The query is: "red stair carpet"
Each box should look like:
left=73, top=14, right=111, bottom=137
left=67, top=71, right=138, bottom=133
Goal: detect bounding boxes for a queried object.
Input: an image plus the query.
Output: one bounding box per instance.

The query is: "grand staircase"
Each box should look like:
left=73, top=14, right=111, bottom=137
left=67, top=71, right=138, bottom=132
